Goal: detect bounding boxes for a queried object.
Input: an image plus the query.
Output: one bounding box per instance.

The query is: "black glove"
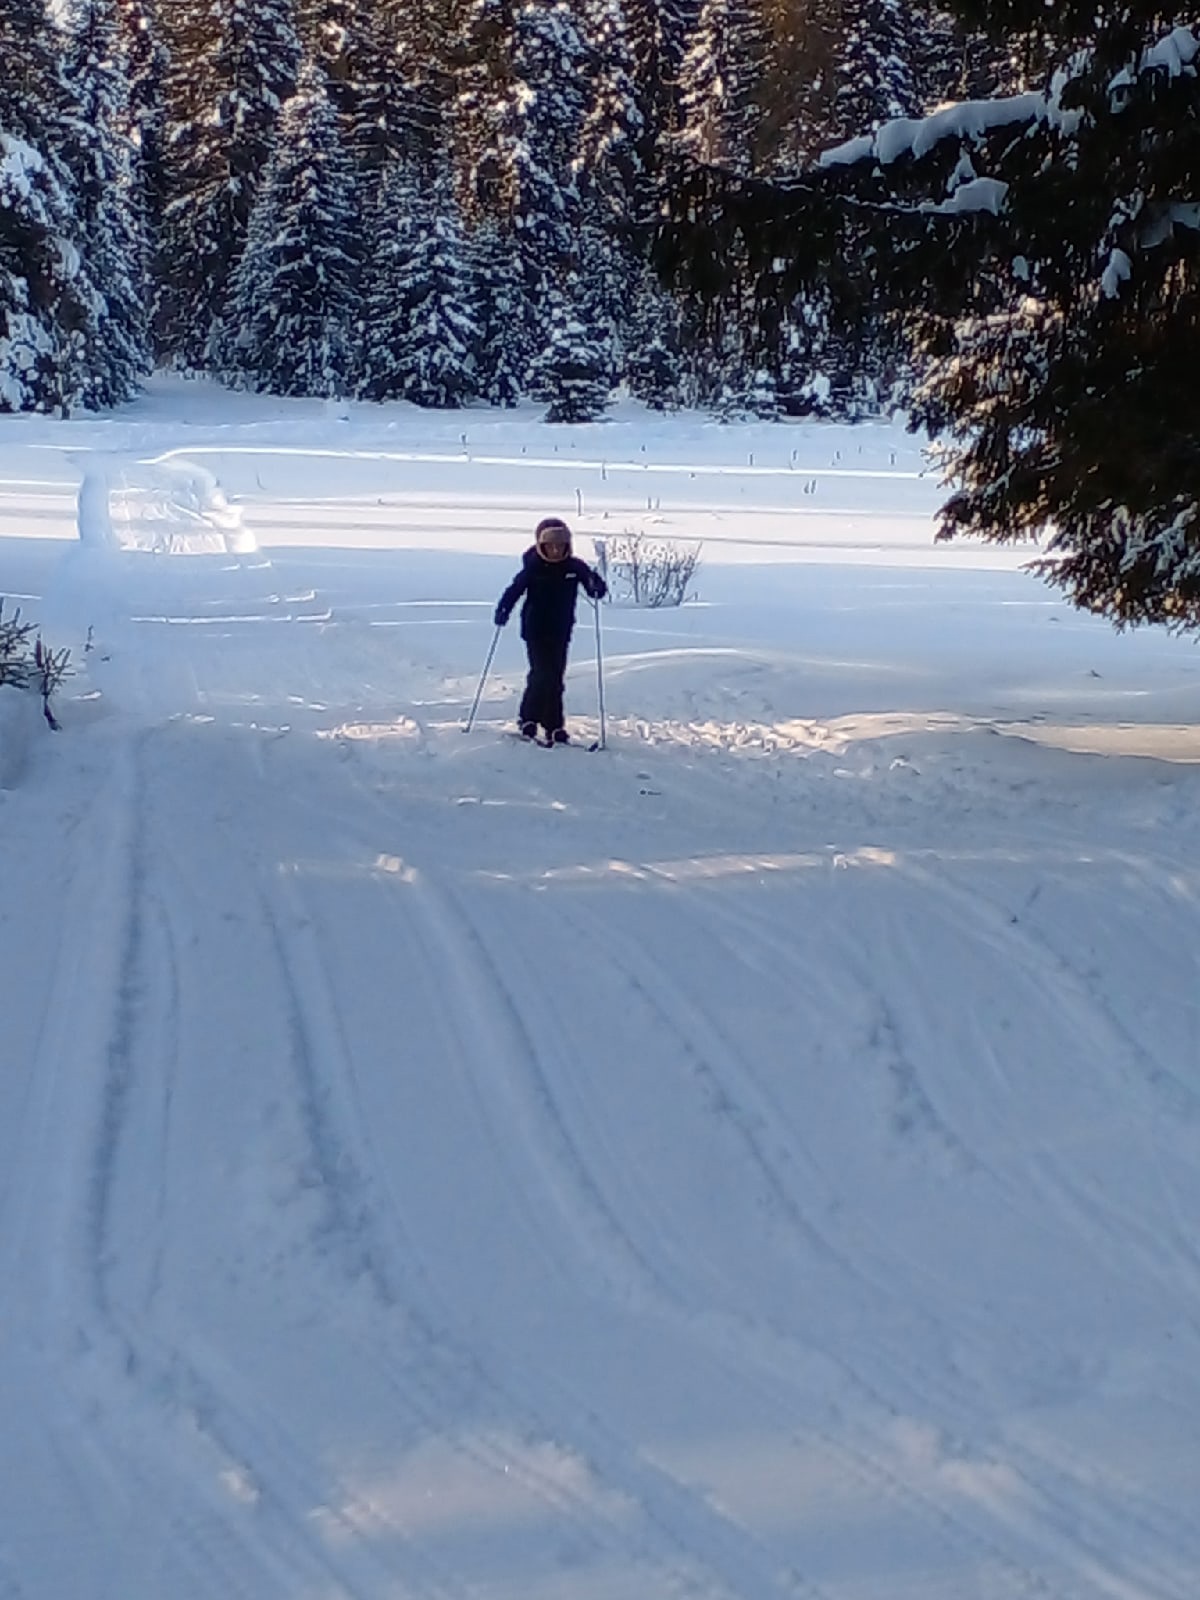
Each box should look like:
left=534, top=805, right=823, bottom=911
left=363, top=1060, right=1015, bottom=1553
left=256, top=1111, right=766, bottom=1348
left=587, top=574, right=608, bottom=601
left=494, top=604, right=510, bottom=626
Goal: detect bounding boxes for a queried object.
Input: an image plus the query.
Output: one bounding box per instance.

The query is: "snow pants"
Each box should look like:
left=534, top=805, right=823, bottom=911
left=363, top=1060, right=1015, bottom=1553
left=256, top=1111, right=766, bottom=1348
left=519, top=631, right=571, bottom=735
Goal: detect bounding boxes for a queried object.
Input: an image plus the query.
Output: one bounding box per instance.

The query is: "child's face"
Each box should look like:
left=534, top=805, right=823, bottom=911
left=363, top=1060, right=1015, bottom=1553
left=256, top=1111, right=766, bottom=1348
left=540, top=537, right=569, bottom=562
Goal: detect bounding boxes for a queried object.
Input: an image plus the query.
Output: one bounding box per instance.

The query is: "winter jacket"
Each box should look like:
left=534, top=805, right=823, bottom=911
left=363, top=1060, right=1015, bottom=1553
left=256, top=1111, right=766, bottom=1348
left=494, top=547, right=607, bottom=640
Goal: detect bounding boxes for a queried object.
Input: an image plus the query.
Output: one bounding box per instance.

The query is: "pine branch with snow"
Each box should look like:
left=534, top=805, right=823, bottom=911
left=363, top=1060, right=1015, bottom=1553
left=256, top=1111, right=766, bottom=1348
left=661, top=10, right=1200, bottom=628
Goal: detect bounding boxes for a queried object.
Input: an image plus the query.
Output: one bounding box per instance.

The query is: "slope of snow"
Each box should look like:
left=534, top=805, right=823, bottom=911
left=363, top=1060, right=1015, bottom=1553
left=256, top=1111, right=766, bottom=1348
left=2, top=377, right=1199, bottom=1600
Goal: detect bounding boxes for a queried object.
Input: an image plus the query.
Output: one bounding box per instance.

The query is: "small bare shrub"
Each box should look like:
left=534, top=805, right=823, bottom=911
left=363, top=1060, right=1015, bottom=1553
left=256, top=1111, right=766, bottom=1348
left=0, top=598, right=71, bottom=728
left=34, top=638, right=72, bottom=729
left=592, top=531, right=700, bottom=608
left=0, top=599, right=37, bottom=687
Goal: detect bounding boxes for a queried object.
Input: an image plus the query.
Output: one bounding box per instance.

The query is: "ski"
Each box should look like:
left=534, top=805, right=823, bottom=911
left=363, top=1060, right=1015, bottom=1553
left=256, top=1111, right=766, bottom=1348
left=504, top=730, right=602, bottom=752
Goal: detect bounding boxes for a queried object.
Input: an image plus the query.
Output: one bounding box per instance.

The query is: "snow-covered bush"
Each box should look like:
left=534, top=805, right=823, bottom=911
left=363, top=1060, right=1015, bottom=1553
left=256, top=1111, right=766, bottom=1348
left=593, top=532, right=701, bottom=608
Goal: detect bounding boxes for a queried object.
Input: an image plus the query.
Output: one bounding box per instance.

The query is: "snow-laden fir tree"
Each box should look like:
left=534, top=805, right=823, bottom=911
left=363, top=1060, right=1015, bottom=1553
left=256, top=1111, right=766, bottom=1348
left=0, top=0, right=104, bottom=413
left=509, top=0, right=592, bottom=255
left=115, top=0, right=168, bottom=238
left=155, top=0, right=302, bottom=365
left=0, top=136, right=97, bottom=414
left=530, top=287, right=613, bottom=422
left=677, top=0, right=770, bottom=174
left=296, top=0, right=355, bottom=87
left=300, top=0, right=436, bottom=184
left=62, top=0, right=153, bottom=408
left=756, top=0, right=946, bottom=172
left=360, top=4, right=443, bottom=177
left=623, top=0, right=699, bottom=195
left=469, top=218, right=526, bottom=406
left=220, top=61, right=360, bottom=398
left=834, top=0, right=921, bottom=137
left=360, top=157, right=422, bottom=402
left=575, top=0, right=647, bottom=232
left=510, top=0, right=595, bottom=371
left=754, top=0, right=839, bottom=172
left=571, top=0, right=649, bottom=351
left=0, top=0, right=63, bottom=149
left=451, top=0, right=594, bottom=382
left=449, top=0, right=532, bottom=366
left=574, top=221, right=634, bottom=381
left=624, top=264, right=684, bottom=408
left=397, top=172, right=480, bottom=408
left=362, top=159, right=479, bottom=408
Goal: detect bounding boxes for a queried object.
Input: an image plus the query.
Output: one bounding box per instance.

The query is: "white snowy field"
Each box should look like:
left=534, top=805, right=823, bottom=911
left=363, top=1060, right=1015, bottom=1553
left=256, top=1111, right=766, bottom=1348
left=2, top=376, right=1199, bottom=1600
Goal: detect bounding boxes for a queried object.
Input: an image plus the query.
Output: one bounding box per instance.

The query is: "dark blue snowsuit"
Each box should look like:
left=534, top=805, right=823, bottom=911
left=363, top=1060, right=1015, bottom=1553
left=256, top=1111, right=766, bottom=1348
left=494, top=547, right=606, bottom=736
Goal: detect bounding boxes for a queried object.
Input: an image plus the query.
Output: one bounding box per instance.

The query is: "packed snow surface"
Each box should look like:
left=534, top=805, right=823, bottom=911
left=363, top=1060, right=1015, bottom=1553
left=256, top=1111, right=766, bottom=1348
left=2, top=377, right=1199, bottom=1600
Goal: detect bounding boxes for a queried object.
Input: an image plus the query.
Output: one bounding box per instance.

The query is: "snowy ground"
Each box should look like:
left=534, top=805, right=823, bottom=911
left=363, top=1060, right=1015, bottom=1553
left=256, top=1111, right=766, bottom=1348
left=2, top=377, right=1199, bottom=1600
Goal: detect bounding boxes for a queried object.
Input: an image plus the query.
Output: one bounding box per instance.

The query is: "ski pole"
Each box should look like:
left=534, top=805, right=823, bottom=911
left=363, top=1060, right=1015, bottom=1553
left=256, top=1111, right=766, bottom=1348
left=464, top=623, right=502, bottom=733
left=592, top=598, right=607, bottom=750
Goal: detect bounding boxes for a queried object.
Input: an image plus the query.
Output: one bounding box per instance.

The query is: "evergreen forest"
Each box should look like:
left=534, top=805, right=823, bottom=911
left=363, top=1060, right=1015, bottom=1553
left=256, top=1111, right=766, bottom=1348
left=2, top=1, right=1198, bottom=624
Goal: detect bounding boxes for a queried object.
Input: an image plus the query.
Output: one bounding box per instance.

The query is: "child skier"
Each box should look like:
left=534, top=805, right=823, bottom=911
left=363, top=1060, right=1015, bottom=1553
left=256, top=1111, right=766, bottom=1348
left=494, top=517, right=607, bottom=744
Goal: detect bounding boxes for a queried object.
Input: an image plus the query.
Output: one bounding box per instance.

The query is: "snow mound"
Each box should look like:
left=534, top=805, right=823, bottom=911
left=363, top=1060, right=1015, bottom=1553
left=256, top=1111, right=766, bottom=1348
left=41, top=457, right=334, bottom=676
left=79, top=458, right=258, bottom=556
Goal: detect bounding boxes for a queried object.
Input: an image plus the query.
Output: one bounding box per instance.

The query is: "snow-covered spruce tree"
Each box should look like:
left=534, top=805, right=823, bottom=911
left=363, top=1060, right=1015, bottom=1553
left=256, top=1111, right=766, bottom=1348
left=764, top=0, right=954, bottom=169
left=673, top=0, right=787, bottom=408
left=748, top=0, right=940, bottom=409
left=754, top=0, right=841, bottom=173
left=663, top=9, right=1200, bottom=628
left=359, top=157, right=422, bottom=402
left=448, top=0, right=533, bottom=372
left=361, top=159, right=480, bottom=407
left=570, top=3, right=651, bottom=386
left=677, top=0, right=770, bottom=175
left=505, top=0, right=592, bottom=244
left=623, top=0, right=700, bottom=191
left=0, top=0, right=104, bottom=413
left=299, top=0, right=438, bottom=186
left=469, top=218, right=525, bottom=405
left=62, top=0, right=153, bottom=408
left=624, top=265, right=684, bottom=408
left=0, top=136, right=94, bottom=414
left=399, top=177, right=481, bottom=409
left=572, top=221, right=632, bottom=383
left=116, top=0, right=169, bottom=249
left=0, top=0, right=64, bottom=151
left=220, top=61, right=360, bottom=398
left=155, top=0, right=301, bottom=367
left=356, top=2, right=443, bottom=179
left=530, top=290, right=612, bottom=422
left=450, top=0, right=593, bottom=383
left=834, top=0, right=922, bottom=140
left=509, top=0, right=594, bottom=367
left=575, top=0, right=648, bottom=232
left=296, top=0, right=355, bottom=91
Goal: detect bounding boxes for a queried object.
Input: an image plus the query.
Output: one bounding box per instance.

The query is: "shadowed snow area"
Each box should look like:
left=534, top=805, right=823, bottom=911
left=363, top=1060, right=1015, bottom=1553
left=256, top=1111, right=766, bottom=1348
left=1, top=377, right=1199, bottom=1600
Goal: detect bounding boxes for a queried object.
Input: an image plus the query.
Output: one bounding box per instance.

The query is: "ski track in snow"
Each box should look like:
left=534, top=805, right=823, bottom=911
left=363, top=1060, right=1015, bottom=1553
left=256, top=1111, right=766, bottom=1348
left=3, top=694, right=1197, bottom=1600
left=268, top=711, right=1198, bottom=1600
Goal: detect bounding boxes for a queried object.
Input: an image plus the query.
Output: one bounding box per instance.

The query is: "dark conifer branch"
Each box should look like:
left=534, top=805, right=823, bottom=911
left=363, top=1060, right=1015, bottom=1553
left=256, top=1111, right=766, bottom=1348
left=659, top=14, right=1200, bottom=627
